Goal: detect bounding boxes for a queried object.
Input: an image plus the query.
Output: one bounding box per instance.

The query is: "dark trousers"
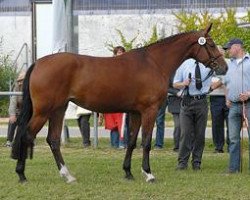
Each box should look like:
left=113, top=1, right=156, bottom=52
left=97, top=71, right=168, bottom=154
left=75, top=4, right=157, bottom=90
left=178, top=98, right=208, bottom=167
left=210, top=96, right=229, bottom=151
left=7, top=121, right=17, bottom=142
left=172, top=113, right=181, bottom=150
left=77, top=114, right=91, bottom=146
left=155, top=98, right=168, bottom=148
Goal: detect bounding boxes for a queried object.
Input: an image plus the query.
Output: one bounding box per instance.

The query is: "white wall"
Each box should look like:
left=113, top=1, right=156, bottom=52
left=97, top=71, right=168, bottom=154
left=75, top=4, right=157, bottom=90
left=36, top=4, right=53, bottom=59
left=0, top=9, right=249, bottom=66
left=78, top=13, right=178, bottom=56
left=0, top=15, right=31, bottom=70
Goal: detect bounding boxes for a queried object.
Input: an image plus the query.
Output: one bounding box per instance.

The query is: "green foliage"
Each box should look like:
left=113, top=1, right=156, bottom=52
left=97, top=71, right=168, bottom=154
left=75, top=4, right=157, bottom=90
left=173, top=8, right=250, bottom=52
left=106, top=25, right=163, bottom=52
left=0, top=38, right=15, bottom=117
left=143, top=25, right=161, bottom=46
left=105, top=29, right=138, bottom=52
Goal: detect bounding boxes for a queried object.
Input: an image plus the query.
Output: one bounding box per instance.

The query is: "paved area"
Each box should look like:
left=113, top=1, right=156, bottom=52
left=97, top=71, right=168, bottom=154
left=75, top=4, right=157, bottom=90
left=0, top=125, right=216, bottom=138
left=1, top=116, right=248, bottom=139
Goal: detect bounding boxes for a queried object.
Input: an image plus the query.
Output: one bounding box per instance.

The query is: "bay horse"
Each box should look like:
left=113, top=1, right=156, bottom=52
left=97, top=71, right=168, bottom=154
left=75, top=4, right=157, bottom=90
left=12, top=23, right=227, bottom=183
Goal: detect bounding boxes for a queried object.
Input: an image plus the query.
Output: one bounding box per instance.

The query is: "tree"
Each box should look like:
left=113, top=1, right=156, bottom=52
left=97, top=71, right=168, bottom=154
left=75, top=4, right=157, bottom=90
left=173, top=8, right=250, bottom=52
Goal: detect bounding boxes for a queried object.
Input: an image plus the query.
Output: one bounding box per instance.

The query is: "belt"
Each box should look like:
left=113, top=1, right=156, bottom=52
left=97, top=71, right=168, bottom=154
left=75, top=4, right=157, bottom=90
left=234, top=100, right=250, bottom=104
left=189, top=94, right=207, bottom=100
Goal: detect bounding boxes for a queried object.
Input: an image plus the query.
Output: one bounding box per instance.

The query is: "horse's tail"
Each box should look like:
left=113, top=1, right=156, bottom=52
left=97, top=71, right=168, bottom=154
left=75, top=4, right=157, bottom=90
left=11, top=63, right=35, bottom=160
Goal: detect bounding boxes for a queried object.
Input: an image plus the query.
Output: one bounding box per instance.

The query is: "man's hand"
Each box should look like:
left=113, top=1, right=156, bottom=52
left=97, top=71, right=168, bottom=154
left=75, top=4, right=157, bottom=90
left=239, top=92, right=250, bottom=102
left=9, top=115, right=17, bottom=123
left=183, top=78, right=191, bottom=87
left=226, top=99, right=232, bottom=108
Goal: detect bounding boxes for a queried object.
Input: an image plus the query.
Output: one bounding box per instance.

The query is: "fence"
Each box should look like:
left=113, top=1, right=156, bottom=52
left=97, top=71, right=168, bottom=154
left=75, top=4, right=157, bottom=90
left=0, top=0, right=250, bottom=15
left=73, top=0, right=250, bottom=11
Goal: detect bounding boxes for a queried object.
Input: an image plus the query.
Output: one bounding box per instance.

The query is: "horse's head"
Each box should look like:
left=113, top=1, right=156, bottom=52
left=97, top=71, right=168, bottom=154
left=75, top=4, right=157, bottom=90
left=191, top=23, right=228, bottom=75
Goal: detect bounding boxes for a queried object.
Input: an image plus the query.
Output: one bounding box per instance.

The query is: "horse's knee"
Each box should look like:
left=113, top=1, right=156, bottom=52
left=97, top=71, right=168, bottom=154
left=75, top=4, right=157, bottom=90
left=46, top=138, right=61, bottom=150
left=144, top=142, right=151, bottom=151
left=127, top=143, right=137, bottom=150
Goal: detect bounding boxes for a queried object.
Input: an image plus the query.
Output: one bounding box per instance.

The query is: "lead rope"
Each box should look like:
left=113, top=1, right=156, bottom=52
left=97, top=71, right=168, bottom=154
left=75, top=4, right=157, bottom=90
left=240, top=60, right=247, bottom=173
left=240, top=60, right=243, bottom=173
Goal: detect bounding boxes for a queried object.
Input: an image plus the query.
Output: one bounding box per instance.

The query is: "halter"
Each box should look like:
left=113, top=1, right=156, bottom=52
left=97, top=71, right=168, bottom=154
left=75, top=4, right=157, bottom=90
left=195, top=36, right=223, bottom=72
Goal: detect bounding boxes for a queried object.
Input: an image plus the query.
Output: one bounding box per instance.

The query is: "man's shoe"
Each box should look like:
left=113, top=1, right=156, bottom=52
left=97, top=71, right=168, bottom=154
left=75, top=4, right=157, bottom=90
left=192, top=165, right=201, bottom=171
left=5, top=141, right=12, bottom=147
left=176, top=165, right=187, bottom=171
left=223, top=169, right=239, bottom=175
left=154, top=146, right=163, bottom=150
left=214, top=149, right=224, bottom=153
left=83, top=143, right=91, bottom=148
left=118, top=145, right=125, bottom=149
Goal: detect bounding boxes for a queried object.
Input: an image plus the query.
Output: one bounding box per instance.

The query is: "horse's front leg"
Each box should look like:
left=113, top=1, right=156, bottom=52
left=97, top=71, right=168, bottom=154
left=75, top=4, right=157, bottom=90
left=123, top=113, right=141, bottom=180
left=46, top=138, right=76, bottom=183
left=141, top=108, right=158, bottom=182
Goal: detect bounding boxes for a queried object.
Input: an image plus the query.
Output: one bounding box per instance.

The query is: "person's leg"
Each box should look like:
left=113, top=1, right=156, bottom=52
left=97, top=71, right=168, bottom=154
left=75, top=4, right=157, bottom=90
left=172, top=113, right=181, bottom=151
left=177, top=104, right=194, bottom=169
left=78, top=114, right=91, bottom=147
left=119, top=114, right=128, bottom=149
left=7, top=121, right=17, bottom=142
left=63, top=124, right=69, bottom=139
left=228, top=103, right=241, bottom=172
left=210, top=96, right=226, bottom=152
left=192, top=99, right=208, bottom=169
left=224, top=104, right=230, bottom=152
left=155, top=99, right=168, bottom=148
left=110, top=128, right=119, bottom=148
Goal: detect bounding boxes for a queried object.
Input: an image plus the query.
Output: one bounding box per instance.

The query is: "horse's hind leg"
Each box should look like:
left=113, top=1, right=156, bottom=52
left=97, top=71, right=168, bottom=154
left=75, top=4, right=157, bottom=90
left=16, top=114, right=48, bottom=183
left=141, top=108, right=158, bottom=182
left=123, top=113, right=141, bottom=180
left=46, top=108, right=76, bottom=183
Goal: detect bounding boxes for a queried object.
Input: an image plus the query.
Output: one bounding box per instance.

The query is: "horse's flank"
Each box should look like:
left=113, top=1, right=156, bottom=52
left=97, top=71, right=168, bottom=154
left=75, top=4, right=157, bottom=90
left=31, top=51, right=168, bottom=114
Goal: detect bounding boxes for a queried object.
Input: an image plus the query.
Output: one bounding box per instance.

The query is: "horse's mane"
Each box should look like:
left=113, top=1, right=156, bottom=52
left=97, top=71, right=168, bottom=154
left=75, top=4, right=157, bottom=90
left=130, top=30, right=199, bottom=53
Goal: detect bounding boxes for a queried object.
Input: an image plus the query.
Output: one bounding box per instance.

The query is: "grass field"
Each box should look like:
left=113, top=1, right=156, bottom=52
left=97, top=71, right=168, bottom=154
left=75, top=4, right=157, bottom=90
left=0, top=137, right=250, bottom=200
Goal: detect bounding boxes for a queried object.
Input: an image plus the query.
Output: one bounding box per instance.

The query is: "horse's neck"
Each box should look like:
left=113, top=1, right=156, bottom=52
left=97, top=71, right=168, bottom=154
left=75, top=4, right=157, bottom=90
left=147, top=33, right=195, bottom=78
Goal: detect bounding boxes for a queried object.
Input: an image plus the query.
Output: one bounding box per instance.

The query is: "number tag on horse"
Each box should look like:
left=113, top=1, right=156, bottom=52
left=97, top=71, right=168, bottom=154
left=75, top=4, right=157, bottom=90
left=198, top=37, right=206, bottom=45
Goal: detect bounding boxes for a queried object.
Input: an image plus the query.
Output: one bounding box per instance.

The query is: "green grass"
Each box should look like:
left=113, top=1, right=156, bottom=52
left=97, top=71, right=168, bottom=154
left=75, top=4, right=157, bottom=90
left=0, top=137, right=250, bottom=200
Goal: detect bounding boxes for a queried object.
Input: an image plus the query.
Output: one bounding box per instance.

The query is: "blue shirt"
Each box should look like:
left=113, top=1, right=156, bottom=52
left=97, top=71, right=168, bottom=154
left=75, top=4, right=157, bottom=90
left=173, top=58, right=212, bottom=96
left=224, top=53, right=250, bottom=102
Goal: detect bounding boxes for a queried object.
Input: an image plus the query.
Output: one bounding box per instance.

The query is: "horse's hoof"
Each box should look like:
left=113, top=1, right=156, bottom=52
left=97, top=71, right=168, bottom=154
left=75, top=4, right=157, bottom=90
left=66, top=176, right=77, bottom=183
left=146, top=176, right=155, bottom=183
left=18, top=178, right=27, bottom=184
left=141, top=168, right=155, bottom=183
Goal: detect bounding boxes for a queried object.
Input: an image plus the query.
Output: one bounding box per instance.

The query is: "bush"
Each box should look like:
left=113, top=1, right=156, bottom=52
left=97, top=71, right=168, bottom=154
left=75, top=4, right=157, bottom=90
left=105, top=25, right=164, bottom=52
left=0, top=39, right=16, bottom=117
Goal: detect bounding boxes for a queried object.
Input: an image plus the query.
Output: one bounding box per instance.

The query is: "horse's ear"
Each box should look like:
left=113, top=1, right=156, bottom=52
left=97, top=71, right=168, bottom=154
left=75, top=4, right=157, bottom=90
left=204, top=23, right=213, bottom=35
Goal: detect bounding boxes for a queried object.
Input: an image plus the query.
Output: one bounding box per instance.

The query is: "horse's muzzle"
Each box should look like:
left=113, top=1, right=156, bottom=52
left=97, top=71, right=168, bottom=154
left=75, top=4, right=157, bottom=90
left=215, top=64, right=228, bottom=75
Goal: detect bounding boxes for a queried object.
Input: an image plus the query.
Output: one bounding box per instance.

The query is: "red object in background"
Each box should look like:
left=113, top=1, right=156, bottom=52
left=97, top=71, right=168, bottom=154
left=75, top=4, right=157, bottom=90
left=104, top=113, right=124, bottom=138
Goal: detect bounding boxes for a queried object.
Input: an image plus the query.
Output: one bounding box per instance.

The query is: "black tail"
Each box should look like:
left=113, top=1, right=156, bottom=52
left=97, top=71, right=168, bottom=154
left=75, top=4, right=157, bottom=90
left=11, top=63, right=35, bottom=160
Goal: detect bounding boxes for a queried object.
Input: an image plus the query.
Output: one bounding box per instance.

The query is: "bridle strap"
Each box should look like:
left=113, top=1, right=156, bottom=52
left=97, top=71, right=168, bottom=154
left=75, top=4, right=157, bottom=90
left=194, top=37, right=223, bottom=72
